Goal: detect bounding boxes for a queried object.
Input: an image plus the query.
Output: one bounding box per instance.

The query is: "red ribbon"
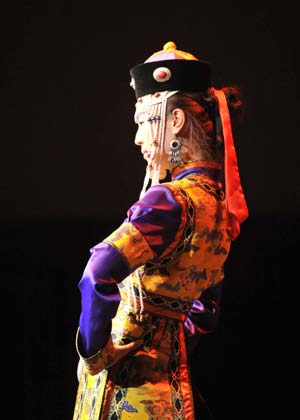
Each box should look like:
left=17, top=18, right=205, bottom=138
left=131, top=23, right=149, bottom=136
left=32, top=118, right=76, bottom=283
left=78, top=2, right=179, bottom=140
left=212, top=88, right=249, bottom=239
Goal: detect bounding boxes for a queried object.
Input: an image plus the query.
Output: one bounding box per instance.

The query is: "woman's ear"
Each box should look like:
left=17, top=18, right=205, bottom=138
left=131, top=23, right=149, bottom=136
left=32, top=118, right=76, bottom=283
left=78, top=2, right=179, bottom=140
left=171, top=108, right=185, bottom=135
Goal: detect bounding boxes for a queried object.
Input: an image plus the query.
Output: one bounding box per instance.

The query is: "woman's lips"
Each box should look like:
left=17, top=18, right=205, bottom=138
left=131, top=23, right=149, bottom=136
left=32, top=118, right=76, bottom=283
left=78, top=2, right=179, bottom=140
left=143, top=152, right=151, bottom=160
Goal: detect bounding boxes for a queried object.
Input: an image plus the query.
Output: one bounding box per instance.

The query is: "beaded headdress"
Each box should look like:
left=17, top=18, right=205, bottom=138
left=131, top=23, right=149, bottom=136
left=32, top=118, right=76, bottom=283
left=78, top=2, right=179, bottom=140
left=130, top=41, right=248, bottom=239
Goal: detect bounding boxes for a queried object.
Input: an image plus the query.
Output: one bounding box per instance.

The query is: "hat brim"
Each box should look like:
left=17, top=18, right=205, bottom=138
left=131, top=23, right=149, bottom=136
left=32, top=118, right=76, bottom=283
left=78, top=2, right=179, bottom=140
left=130, top=59, right=211, bottom=99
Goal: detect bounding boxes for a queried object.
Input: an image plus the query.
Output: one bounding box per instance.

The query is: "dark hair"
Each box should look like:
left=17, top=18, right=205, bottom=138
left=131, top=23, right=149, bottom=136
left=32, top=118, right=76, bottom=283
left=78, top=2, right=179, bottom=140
left=221, top=86, right=244, bottom=118
left=166, top=86, right=243, bottom=161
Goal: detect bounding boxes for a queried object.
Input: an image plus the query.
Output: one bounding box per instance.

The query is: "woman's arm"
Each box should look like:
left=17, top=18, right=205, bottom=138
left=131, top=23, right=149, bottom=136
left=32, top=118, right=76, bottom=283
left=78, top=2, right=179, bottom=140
left=77, top=184, right=183, bottom=359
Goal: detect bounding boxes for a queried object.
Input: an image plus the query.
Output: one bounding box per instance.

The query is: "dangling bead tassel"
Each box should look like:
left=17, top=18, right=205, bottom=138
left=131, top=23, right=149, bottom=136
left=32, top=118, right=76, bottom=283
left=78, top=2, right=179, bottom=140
left=135, top=269, right=144, bottom=322
left=139, top=102, right=161, bottom=197
left=126, top=270, right=145, bottom=323
left=139, top=165, right=151, bottom=199
left=168, top=138, right=182, bottom=164
left=151, top=97, right=167, bottom=186
left=126, top=276, right=137, bottom=315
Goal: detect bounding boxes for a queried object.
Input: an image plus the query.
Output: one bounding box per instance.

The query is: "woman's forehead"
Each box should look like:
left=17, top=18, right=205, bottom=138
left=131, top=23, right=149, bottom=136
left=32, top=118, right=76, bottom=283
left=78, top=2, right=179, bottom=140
left=134, top=110, right=150, bottom=123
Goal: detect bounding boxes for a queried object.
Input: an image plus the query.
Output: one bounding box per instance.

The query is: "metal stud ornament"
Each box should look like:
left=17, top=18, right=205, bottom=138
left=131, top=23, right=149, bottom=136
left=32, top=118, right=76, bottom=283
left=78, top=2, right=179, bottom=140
left=153, top=67, right=172, bottom=83
left=168, top=138, right=182, bottom=164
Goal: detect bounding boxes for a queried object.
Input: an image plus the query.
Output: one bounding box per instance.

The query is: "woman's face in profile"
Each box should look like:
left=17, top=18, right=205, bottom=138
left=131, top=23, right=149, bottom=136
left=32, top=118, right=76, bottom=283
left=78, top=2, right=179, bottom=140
left=134, top=111, right=176, bottom=181
left=134, top=112, right=155, bottom=163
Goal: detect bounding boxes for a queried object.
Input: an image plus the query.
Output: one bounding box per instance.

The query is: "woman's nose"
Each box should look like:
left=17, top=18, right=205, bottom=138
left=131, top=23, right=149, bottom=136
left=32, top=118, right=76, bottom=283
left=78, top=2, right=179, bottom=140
left=134, top=135, right=143, bottom=146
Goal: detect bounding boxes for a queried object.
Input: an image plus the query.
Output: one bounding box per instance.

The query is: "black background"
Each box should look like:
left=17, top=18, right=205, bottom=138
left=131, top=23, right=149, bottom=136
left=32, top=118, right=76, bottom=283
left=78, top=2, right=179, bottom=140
left=3, top=1, right=299, bottom=419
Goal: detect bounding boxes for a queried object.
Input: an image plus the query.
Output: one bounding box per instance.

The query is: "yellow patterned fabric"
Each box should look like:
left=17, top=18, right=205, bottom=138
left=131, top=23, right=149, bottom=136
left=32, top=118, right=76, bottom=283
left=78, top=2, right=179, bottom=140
left=74, top=369, right=108, bottom=420
left=141, top=176, right=230, bottom=302
left=74, top=317, right=194, bottom=420
left=104, top=222, right=155, bottom=272
left=74, top=172, right=231, bottom=420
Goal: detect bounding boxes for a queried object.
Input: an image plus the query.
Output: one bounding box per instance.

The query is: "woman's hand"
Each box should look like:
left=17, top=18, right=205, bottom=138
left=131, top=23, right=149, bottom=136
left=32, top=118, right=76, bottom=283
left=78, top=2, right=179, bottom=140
left=83, top=338, right=143, bottom=376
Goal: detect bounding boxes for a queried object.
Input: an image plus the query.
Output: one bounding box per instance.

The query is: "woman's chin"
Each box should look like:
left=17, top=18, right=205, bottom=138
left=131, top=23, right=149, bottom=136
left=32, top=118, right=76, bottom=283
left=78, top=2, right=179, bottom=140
left=147, top=161, right=171, bottom=182
left=157, top=167, right=170, bottom=181
left=159, top=168, right=168, bottom=180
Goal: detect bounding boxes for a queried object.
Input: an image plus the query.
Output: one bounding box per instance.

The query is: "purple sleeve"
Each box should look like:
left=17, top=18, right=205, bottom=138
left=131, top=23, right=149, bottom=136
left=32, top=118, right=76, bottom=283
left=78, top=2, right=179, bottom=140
left=184, top=281, right=223, bottom=337
left=125, top=185, right=182, bottom=257
left=78, top=242, right=129, bottom=357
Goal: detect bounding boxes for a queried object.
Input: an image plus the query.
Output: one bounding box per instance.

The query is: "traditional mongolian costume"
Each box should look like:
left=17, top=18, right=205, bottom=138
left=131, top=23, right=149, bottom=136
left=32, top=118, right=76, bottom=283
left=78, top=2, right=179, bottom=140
left=73, top=42, right=248, bottom=420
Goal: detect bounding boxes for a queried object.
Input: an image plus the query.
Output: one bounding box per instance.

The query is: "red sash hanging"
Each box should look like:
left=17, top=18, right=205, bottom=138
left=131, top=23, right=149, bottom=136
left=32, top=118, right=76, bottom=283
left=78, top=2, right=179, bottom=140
left=212, top=88, right=249, bottom=239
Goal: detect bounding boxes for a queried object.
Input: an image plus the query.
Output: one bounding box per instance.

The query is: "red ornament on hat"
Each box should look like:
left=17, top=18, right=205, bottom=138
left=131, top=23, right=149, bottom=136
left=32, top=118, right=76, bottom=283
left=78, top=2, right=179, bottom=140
left=153, top=67, right=171, bottom=83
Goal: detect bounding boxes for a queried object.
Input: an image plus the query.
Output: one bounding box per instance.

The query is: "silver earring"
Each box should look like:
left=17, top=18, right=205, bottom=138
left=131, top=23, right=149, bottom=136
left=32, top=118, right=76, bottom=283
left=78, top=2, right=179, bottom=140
left=168, top=138, right=182, bottom=164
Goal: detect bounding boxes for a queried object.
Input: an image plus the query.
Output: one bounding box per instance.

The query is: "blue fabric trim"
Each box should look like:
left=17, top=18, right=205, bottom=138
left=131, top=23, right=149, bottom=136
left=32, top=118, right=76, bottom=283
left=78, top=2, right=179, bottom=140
left=173, top=166, right=221, bottom=181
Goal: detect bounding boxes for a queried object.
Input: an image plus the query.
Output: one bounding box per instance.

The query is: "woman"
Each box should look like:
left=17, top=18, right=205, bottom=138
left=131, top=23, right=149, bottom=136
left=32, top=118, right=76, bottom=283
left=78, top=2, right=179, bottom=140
left=73, top=41, right=248, bottom=420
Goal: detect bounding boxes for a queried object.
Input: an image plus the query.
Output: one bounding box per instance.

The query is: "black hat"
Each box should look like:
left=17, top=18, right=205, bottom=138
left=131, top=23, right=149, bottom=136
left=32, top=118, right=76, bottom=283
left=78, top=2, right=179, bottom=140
left=130, top=41, right=211, bottom=99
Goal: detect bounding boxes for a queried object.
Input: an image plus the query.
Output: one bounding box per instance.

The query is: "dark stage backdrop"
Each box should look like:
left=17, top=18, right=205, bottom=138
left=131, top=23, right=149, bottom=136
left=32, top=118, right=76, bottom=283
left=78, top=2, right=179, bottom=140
left=3, top=1, right=299, bottom=419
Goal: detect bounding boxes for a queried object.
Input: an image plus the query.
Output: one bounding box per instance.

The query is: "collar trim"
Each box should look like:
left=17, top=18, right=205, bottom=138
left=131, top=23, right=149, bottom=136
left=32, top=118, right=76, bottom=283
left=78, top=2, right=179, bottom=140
left=171, top=161, right=222, bottom=180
